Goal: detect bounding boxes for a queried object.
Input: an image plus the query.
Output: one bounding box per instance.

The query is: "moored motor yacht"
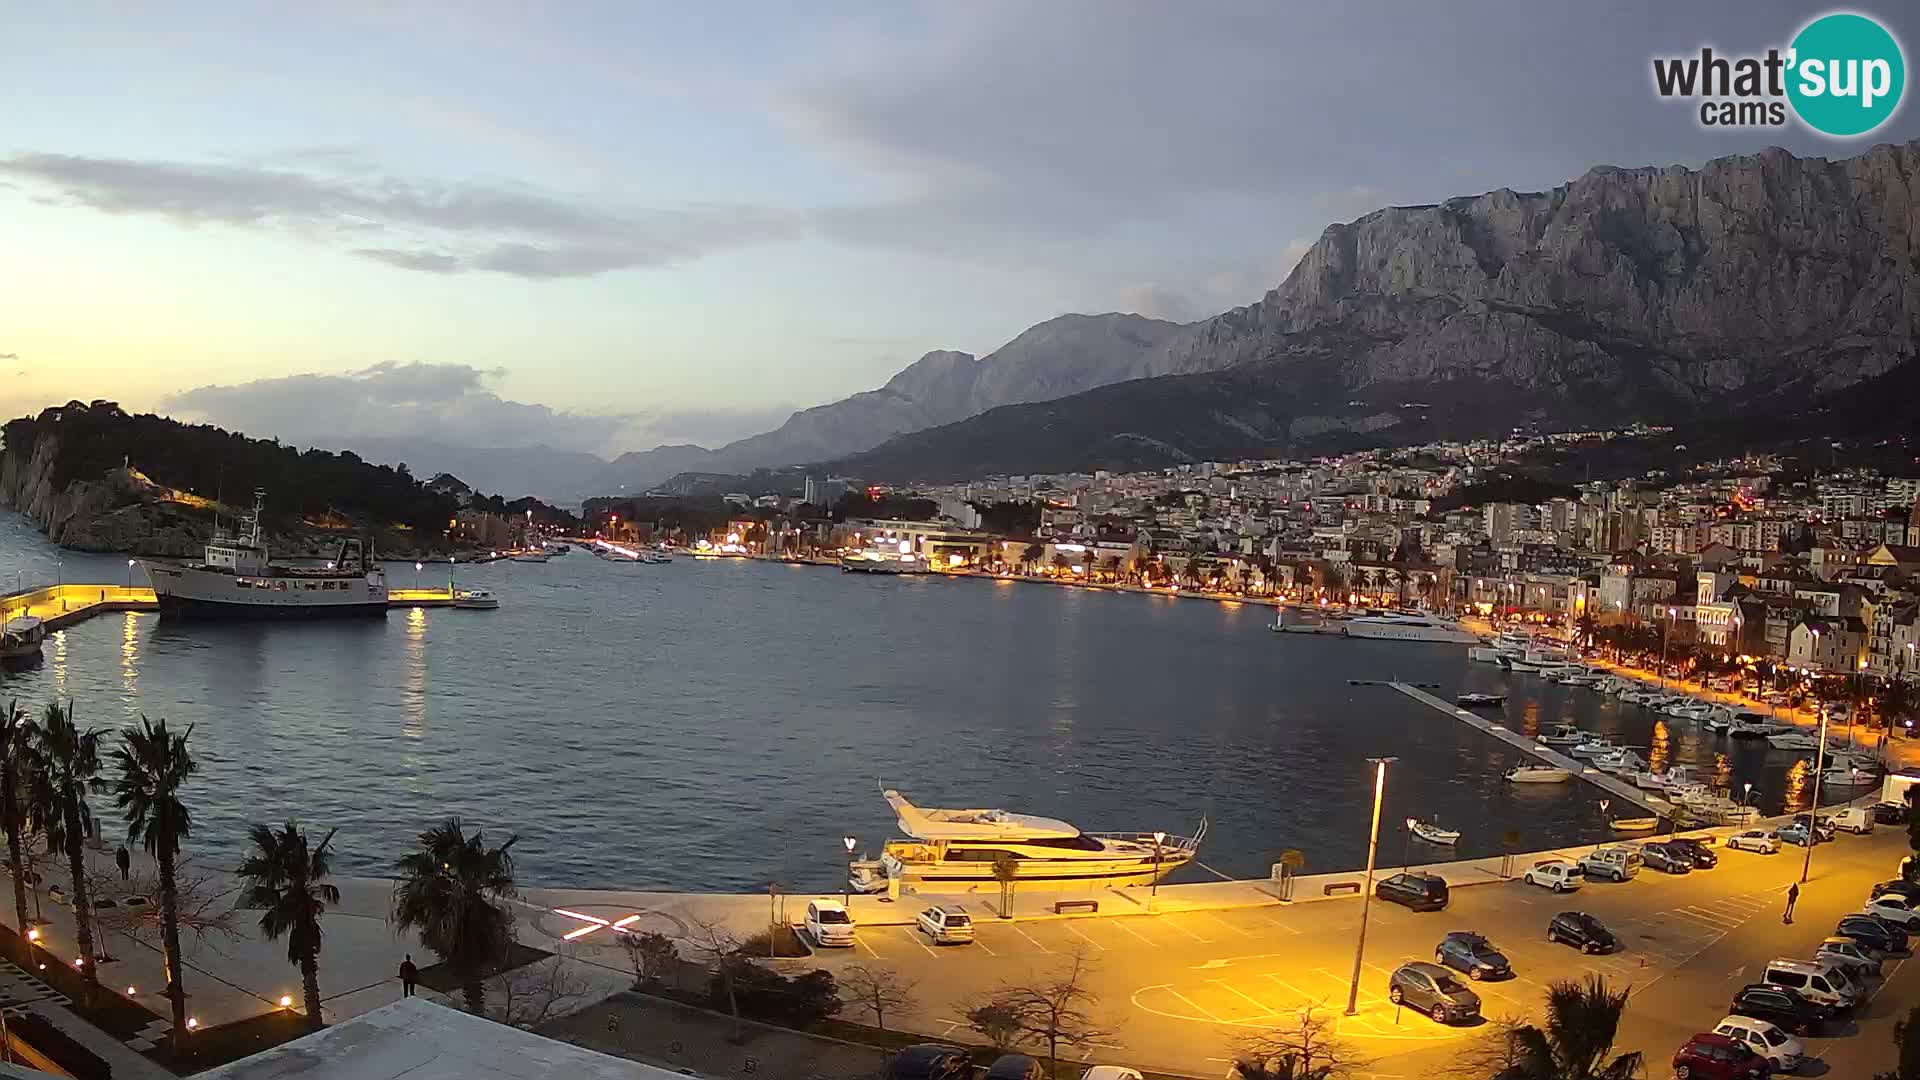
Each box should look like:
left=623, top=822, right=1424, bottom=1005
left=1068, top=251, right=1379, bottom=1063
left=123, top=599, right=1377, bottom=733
left=1569, top=735, right=1618, bottom=758
left=1592, top=748, right=1647, bottom=775
left=453, top=588, right=499, bottom=610
left=1339, top=613, right=1480, bottom=644
left=875, top=788, right=1204, bottom=889
left=140, top=490, right=387, bottom=618
left=1505, top=764, right=1571, bottom=784
left=1538, top=722, right=1587, bottom=747
left=1456, top=692, right=1506, bottom=708
left=1, top=615, right=46, bottom=661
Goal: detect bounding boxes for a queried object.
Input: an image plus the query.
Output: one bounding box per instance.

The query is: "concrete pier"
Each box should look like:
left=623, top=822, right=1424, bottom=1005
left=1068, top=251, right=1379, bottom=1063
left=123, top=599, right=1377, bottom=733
left=3, top=582, right=477, bottom=629
left=1388, top=680, right=1672, bottom=817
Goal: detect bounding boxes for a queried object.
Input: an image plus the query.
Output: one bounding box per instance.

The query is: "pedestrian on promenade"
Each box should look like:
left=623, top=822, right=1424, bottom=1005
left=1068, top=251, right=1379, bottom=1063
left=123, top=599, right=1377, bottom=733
left=399, top=955, right=418, bottom=997
left=115, top=846, right=130, bottom=880
left=1784, top=882, right=1799, bottom=924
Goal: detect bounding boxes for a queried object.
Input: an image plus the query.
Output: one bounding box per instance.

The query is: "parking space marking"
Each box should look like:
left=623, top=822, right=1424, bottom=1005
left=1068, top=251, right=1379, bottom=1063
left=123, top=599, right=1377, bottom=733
left=1263, top=972, right=1332, bottom=1007
left=1108, top=919, right=1158, bottom=947
left=1008, top=924, right=1053, bottom=954
left=1675, top=906, right=1745, bottom=930
left=1065, top=923, right=1109, bottom=952
left=1160, top=917, right=1213, bottom=944
left=898, top=926, right=940, bottom=958
left=968, top=935, right=997, bottom=957
left=1159, top=985, right=1224, bottom=1023
left=1195, top=911, right=1258, bottom=939
left=853, top=934, right=882, bottom=959
left=1256, top=908, right=1304, bottom=935
left=1211, top=979, right=1286, bottom=1017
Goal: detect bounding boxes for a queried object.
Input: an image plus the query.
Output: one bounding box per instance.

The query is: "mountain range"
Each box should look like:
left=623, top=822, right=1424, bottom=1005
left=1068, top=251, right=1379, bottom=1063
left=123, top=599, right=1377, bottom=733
left=340, top=141, right=1920, bottom=498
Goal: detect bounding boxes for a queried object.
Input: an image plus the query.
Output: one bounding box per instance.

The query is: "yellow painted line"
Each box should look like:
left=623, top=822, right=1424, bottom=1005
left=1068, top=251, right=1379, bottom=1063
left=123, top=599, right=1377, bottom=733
left=1159, top=918, right=1212, bottom=944
left=1064, top=924, right=1108, bottom=952
left=1008, top=924, right=1052, bottom=954
left=1209, top=980, right=1285, bottom=1019
left=853, top=935, right=881, bottom=959
left=1108, top=919, right=1158, bottom=947
left=1195, top=910, right=1257, bottom=938
left=1158, top=986, right=1224, bottom=1023
left=898, top=926, right=940, bottom=958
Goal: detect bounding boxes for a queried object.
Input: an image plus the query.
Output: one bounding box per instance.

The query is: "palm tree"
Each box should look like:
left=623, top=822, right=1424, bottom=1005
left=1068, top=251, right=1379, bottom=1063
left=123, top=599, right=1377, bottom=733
left=111, top=716, right=196, bottom=1052
left=1503, top=975, right=1643, bottom=1079
left=0, top=701, right=33, bottom=938
left=26, top=701, right=106, bottom=994
left=237, top=822, right=339, bottom=1032
left=390, top=818, right=518, bottom=1015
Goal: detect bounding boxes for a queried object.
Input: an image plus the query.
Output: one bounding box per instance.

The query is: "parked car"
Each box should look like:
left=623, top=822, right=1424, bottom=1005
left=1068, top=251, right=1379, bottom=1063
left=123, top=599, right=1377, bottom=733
left=1641, top=842, right=1694, bottom=875
left=1521, top=859, right=1585, bottom=893
left=915, top=906, right=975, bottom=945
left=1387, top=961, right=1481, bottom=1023
left=1815, top=936, right=1882, bottom=978
left=1872, top=800, right=1909, bottom=824
left=1835, top=914, right=1909, bottom=955
left=1375, top=872, right=1449, bottom=911
left=1870, top=879, right=1920, bottom=902
left=1547, top=911, right=1617, bottom=953
left=1729, top=982, right=1830, bottom=1036
left=1760, top=958, right=1863, bottom=1010
left=1776, top=823, right=1818, bottom=848
left=1863, top=894, right=1920, bottom=931
left=805, top=899, right=856, bottom=947
left=1793, top=813, right=1838, bottom=841
left=887, top=1045, right=974, bottom=1080
left=1725, top=829, right=1782, bottom=854
left=1667, top=837, right=1719, bottom=868
left=1672, top=1032, right=1772, bottom=1079
left=1435, top=932, right=1511, bottom=980
left=1826, top=806, right=1875, bottom=834
left=1711, top=1016, right=1802, bottom=1072
left=984, top=1055, right=1046, bottom=1080
left=1579, top=846, right=1642, bottom=882
left=1081, top=1069, right=1145, bottom=1080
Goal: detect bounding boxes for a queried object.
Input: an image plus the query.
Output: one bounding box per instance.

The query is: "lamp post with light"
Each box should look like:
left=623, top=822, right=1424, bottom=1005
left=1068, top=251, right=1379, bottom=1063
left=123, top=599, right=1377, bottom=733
left=127, top=559, right=137, bottom=589
left=1150, top=831, right=1165, bottom=913
left=1802, top=703, right=1830, bottom=886
left=414, top=562, right=423, bottom=590
left=842, top=835, right=857, bottom=909
left=1659, top=606, right=1677, bottom=689
left=1345, top=756, right=1395, bottom=1017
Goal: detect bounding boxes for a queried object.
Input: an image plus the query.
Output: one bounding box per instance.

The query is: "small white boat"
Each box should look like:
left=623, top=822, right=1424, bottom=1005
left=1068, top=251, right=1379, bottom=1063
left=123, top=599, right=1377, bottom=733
left=1456, top=692, right=1506, bottom=708
left=453, top=588, right=499, bottom=610
left=1, top=615, right=46, bottom=661
left=1407, top=817, right=1459, bottom=845
left=1505, top=764, right=1571, bottom=784
left=1570, top=736, right=1618, bottom=758
left=1610, top=817, right=1659, bottom=833
left=1593, top=748, right=1647, bottom=775
left=1505, top=660, right=1541, bottom=673
left=1629, top=770, right=1670, bottom=791
left=1469, top=646, right=1507, bottom=664
left=1821, top=769, right=1878, bottom=788
left=848, top=858, right=888, bottom=894
left=1539, top=723, right=1587, bottom=747
left=510, top=552, right=550, bottom=564
left=1767, top=731, right=1821, bottom=751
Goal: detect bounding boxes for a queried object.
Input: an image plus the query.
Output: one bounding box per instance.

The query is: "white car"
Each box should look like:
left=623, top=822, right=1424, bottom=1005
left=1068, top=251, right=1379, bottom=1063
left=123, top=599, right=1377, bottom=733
left=1522, top=859, right=1584, bottom=892
left=1713, top=1015, right=1803, bottom=1071
left=804, top=899, right=856, bottom=947
left=1725, top=829, right=1781, bottom=854
left=915, top=905, right=976, bottom=944
left=1084, top=1068, right=1145, bottom=1080
left=1862, top=895, right=1920, bottom=930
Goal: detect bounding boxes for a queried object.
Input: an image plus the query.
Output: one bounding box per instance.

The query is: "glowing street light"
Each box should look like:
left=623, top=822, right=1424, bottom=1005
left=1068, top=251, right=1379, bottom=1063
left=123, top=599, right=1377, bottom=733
left=1150, top=831, right=1166, bottom=913
left=1345, top=756, right=1395, bottom=1017
left=280, top=995, right=293, bottom=1008
left=1803, top=703, right=1831, bottom=885
left=843, top=835, right=859, bottom=908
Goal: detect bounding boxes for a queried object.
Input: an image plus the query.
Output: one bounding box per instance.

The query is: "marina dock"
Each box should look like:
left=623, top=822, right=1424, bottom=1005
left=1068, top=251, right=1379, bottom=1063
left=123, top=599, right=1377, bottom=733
left=1387, top=680, right=1672, bottom=817
left=4, top=582, right=475, bottom=630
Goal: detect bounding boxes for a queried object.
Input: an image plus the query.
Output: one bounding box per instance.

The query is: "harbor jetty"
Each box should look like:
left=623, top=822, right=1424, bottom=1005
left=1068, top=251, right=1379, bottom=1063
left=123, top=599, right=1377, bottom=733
left=3, top=582, right=473, bottom=631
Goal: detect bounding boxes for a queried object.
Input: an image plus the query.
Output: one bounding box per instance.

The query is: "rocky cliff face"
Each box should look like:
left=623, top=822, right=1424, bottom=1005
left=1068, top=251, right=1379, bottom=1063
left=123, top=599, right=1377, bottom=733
left=0, top=433, right=207, bottom=554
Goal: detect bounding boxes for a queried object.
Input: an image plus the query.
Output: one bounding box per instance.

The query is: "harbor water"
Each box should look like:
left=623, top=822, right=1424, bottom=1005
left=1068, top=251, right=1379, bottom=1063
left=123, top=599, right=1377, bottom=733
left=0, top=511, right=1839, bottom=892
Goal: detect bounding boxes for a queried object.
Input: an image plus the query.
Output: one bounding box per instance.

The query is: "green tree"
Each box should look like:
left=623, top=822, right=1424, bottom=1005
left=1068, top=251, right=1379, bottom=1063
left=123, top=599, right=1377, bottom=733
left=111, top=716, right=197, bottom=1053
left=236, top=822, right=341, bottom=1032
left=390, top=818, right=518, bottom=1015
left=1502, top=975, right=1642, bottom=1080
left=1022, top=543, right=1045, bottom=571
left=26, top=701, right=105, bottom=996
left=0, top=701, right=33, bottom=939
left=992, top=853, right=1019, bottom=919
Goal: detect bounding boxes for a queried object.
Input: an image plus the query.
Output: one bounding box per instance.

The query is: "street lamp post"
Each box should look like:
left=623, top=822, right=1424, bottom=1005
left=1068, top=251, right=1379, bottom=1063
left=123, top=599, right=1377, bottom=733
left=126, top=559, right=136, bottom=589
left=414, top=562, right=422, bottom=590
left=842, top=835, right=857, bottom=909
left=1802, top=705, right=1830, bottom=885
left=1659, top=606, right=1677, bottom=689
left=1743, top=782, right=1753, bottom=809
left=1345, top=756, right=1395, bottom=1017
left=1150, top=830, right=1165, bottom=913
left=1598, top=798, right=1610, bottom=845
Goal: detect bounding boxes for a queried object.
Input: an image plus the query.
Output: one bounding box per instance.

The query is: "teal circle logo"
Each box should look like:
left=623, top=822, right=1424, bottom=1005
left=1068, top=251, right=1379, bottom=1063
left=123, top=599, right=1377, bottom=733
left=1787, top=12, right=1905, bottom=137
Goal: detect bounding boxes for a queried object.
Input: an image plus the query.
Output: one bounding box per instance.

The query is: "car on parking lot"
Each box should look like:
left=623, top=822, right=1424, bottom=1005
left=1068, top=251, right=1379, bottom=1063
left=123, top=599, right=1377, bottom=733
left=1434, top=931, right=1511, bottom=980
left=1776, top=822, right=1823, bottom=848
left=1387, top=961, right=1481, bottom=1023
left=1640, top=842, right=1693, bottom=874
left=1547, top=911, right=1617, bottom=953
left=1761, top=959, right=1864, bottom=1010
left=886, top=1044, right=974, bottom=1080
left=1792, top=813, right=1838, bottom=841
left=1870, top=879, right=1920, bottom=902
left=1825, top=807, right=1874, bottom=834
left=1667, top=837, right=1718, bottom=868
left=1862, top=894, right=1920, bottom=930
left=1873, top=800, right=1909, bottom=824
left=1729, top=982, right=1830, bottom=1037
left=915, top=906, right=975, bottom=944
left=1815, top=935, right=1882, bottom=978
left=1672, top=1032, right=1772, bottom=1079
left=1521, top=859, right=1585, bottom=892
left=1725, top=829, right=1781, bottom=854
left=983, top=1055, right=1046, bottom=1080
left=1578, top=845, right=1641, bottom=882
left=1711, top=1016, right=1801, bottom=1072
left=1375, top=872, right=1449, bottom=911
left=1080, top=1068, right=1144, bottom=1080
left=1835, top=914, right=1909, bottom=955
left=805, top=899, right=857, bottom=947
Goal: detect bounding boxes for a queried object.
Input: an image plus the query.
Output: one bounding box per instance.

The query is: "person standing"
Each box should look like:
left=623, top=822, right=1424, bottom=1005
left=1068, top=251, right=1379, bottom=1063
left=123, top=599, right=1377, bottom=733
left=399, top=955, right=418, bottom=997
left=115, top=846, right=130, bottom=880
left=1784, top=882, right=1799, bottom=924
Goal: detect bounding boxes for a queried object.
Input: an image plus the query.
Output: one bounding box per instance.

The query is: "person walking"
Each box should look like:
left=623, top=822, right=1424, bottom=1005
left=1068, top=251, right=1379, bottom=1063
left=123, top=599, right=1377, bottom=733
left=1784, top=882, right=1799, bottom=924
left=115, top=845, right=130, bottom=880
left=399, top=955, right=418, bottom=998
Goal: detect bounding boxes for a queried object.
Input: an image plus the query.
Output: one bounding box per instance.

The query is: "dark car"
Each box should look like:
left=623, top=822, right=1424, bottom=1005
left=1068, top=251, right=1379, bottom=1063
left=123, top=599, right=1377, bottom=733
left=1871, top=879, right=1920, bottom=903
left=1668, top=837, right=1719, bottom=869
left=1376, top=872, right=1450, bottom=911
left=1388, top=961, right=1481, bottom=1023
left=1548, top=911, right=1619, bottom=954
left=1435, top=931, right=1511, bottom=980
left=1836, top=915, right=1909, bottom=955
left=1641, top=842, right=1694, bottom=875
left=887, top=1044, right=974, bottom=1080
left=983, top=1055, right=1046, bottom=1080
left=1776, top=822, right=1823, bottom=848
left=1792, top=813, right=1837, bottom=842
left=1729, top=982, right=1831, bottom=1037
left=1673, top=1032, right=1773, bottom=1079
left=1874, top=801, right=1909, bottom=824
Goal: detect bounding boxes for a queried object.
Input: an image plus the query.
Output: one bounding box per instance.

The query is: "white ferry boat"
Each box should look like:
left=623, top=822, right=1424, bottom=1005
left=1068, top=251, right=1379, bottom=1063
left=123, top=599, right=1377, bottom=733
left=1339, top=613, right=1479, bottom=644
left=875, top=788, right=1203, bottom=889
left=140, top=491, right=388, bottom=619
left=841, top=541, right=929, bottom=574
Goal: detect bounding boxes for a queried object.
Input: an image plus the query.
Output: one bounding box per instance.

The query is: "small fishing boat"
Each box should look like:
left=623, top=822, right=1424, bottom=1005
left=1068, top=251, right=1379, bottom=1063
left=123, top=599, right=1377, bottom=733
left=453, top=588, right=499, bottom=610
left=1505, top=764, right=1571, bottom=784
left=1538, top=722, right=1587, bottom=748
left=1407, top=817, right=1460, bottom=845
left=1, top=615, right=46, bottom=661
left=1610, top=817, right=1659, bottom=833
left=1569, top=735, right=1618, bottom=758
left=1456, top=692, right=1506, bottom=708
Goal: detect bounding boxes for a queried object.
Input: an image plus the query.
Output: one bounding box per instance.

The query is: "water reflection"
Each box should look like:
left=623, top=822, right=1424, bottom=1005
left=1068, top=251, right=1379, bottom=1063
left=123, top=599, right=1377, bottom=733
left=51, top=629, right=67, bottom=697
left=120, top=611, right=140, bottom=690
left=1648, top=721, right=1670, bottom=774
left=1782, top=758, right=1810, bottom=812
left=402, top=606, right=427, bottom=738
left=1519, top=699, right=1541, bottom=738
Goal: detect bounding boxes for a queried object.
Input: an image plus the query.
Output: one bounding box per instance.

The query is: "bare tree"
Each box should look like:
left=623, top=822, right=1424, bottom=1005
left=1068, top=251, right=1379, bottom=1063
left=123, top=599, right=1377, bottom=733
left=978, top=946, right=1109, bottom=1074
left=1447, top=1015, right=1528, bottom=1079
left=86, top=855, right=237, bottom=960
left=618, top=930, right=679, bottom=990
left=1232, top=1006, right=1362, bottom=1079
left=965, top=999, right=1024, bottom=1053
left=842, top=963, right=917, bottom=1032
left=495, top=947, right=599, bottom=1030
left=682, top=912, right=746, bottom=1042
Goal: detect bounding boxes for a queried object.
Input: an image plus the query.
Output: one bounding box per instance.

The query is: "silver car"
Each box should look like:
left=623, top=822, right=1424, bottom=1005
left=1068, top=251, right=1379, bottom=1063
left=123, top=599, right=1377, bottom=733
left=1388, top=961, right=1481, bottom=1023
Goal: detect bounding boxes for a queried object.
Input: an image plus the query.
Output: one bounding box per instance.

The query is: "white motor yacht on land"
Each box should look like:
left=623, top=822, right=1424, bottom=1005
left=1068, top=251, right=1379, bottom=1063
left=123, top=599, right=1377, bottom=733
left=1505, top=764, right=1571, bottom=784
left=1340, top=613, right=1480, bottom=644
left=1407, top=817, right=1460, bottom=845
left=875, top=788, right=1204, bottom=889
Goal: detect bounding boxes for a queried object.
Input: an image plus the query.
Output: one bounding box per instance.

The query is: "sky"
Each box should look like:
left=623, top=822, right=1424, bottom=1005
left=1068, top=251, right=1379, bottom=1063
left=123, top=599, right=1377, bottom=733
left=4, top=1, right=1917, bottom=457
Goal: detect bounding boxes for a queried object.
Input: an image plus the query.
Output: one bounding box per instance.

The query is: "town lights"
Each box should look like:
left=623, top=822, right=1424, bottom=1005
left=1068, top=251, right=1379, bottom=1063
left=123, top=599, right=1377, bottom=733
left=280, top=995, right=293, bottom=1008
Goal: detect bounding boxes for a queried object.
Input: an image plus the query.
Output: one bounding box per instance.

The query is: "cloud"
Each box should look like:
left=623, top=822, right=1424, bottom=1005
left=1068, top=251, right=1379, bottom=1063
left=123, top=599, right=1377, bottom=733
left=0, top=153, right=798, bottom=279
left=162, top=362, right=630, bottom=453
left=0, top=353, right=16, bottom=361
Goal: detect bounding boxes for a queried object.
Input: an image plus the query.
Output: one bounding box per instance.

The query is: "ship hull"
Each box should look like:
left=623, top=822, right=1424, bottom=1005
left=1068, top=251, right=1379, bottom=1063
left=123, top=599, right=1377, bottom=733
left=153, top=594, right=388, bottom=619
left=144, top=562, right=388, bottom=619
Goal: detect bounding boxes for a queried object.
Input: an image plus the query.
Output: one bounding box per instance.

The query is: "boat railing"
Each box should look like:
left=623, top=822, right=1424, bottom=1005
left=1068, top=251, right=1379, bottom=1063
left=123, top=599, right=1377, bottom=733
left=1090, top=819, right=1208, bottom=854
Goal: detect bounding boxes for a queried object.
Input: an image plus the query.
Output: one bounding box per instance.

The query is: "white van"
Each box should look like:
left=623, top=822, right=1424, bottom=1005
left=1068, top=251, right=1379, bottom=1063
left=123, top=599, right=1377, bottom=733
left=1579, top=846, right=1642, bottom=882
left=1825, top=807, right=1875, bottom=834
left=1761, top=958, right=1863, bottom=1009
